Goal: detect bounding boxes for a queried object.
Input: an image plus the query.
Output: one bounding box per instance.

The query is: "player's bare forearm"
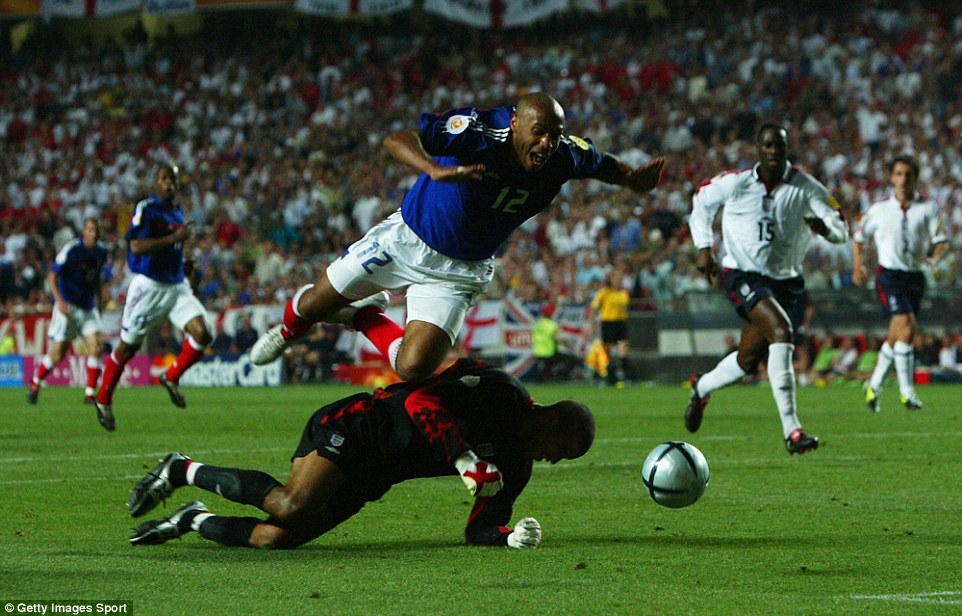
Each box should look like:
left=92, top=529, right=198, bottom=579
left=595, top=155, right=665, bottom=193
left=47, top=271, right=67, bottom=311
left=383, top=130, right=484, bottom=182
left=924, top=242, right=949, bottom=268
left=695, top=248, right=717, bottom=285
left=932, top=242, right=949, bottom=262
left=807, top=212, right=848, bottom=243
left=384, top=130, right=440, bottom=176
left=129, top=225, right=191, bottom=255
left=804, top=217, right=829, bottom=236
left=852, top=241, right=872, bottom=285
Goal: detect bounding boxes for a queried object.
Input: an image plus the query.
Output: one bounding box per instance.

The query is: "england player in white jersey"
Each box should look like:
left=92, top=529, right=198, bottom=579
left=685, top=122, right=849, bottom=454
left=251, top=92, right=664, bottom=382
left=853, top=154, right=948, bottom=412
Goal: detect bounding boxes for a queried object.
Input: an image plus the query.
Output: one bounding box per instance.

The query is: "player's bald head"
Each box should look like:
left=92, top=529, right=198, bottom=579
left=553, top=400, right=595, bottom=459
left=517, top=92, right=565, bottom=125
left=510, top=93, right=565, bottom=173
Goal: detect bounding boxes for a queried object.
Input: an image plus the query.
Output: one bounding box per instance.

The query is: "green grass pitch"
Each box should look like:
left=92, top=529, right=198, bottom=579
left=2, top=381, right=961, bottom=615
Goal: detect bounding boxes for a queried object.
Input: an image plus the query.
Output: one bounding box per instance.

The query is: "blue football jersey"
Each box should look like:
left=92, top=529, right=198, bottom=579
left=125, top=195, right=186, bottom=283
left=51, top=239, right=109, bottom=309
left=400, top=105, right=605, bottom=260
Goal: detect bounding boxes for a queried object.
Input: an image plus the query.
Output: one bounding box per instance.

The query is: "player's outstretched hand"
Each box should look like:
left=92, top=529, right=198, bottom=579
left=507, top=517, right=542, bottom=549
left=174, top=221, right=194, bottom=242
left=695, top=248, right=718, bottom=287
left=627, top=157, right=666, bottom=193
left=455, top=450, right=503, bottom=498
left=434, top=163, right=486, bottom=183
left=804, top=217, right=829, bottom=236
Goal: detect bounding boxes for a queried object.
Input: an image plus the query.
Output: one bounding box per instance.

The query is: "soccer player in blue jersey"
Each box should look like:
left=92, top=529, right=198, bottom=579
left=252, top=92, right=665, bottom=381
left=94, top=164, right=213, bottom=431
left=127, top=359, right=594, bottom=549
left=28, top=218, right=109, bottom=406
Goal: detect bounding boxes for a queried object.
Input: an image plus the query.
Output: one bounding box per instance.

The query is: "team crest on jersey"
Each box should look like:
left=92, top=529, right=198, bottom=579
left=446, top=115, right=471, bottom=134
left=568, top=135, right=590, bottom=150
left=460, top=375, right=481, bottom=387
left=330, top=433, right=345, bottom=447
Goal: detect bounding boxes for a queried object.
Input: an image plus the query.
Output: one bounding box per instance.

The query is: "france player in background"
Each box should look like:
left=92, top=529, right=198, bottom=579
left=28, top=218, right=109, bottom=407
left=252, top=92, right=665, bottom=382
left=94, top=163, right=214, bottom=431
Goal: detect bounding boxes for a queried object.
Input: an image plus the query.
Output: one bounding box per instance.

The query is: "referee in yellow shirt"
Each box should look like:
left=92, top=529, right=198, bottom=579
left=590, top=275, right=631, bottom=387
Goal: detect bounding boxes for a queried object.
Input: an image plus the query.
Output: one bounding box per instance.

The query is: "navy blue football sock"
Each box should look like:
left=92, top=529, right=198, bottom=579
left=193, top=465, right=281, bottom=507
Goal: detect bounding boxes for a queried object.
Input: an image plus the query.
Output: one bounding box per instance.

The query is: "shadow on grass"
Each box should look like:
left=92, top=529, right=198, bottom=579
left=45, top=537, right=467, bottom=563
left=40, top=527, right=962, bottom=565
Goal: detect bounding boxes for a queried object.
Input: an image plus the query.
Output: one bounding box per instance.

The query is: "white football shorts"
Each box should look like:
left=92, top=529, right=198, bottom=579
left=120, top=274, right=207, bottom=345
left=326, top=211, right=495, bottom=344
left=47, top=304, right=102, bottom=342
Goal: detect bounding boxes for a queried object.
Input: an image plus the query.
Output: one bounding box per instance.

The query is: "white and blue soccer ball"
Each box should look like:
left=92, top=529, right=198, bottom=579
left=642, top=441, right=710, bottom=508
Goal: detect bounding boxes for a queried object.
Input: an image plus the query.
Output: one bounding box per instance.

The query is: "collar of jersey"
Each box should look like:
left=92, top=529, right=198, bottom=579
left=751, top=160, right=792, bottom=183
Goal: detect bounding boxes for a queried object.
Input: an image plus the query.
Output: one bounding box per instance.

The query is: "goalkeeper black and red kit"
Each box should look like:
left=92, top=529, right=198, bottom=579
left=293, top=358, right=534, bottom=545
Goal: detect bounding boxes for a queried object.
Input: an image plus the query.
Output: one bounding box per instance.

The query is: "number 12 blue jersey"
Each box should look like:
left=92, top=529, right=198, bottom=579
left=400, top=105, right=605, bottom=261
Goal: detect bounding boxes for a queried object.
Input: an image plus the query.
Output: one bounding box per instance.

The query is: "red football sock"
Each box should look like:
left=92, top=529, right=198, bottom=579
left=166, top=337, right=205, bottom=382
left=34, top=358, right=52, bottom=384
left=97, top=351, right=126, bottom=405
left=282, top=299, right=314, bottom=341
left=86, top=360, right=102, bottom=390
left=353, top=306, right=404, bottom=360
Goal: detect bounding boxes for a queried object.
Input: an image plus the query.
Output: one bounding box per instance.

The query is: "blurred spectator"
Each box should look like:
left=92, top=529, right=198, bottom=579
left=0, top=332, right=15, bottom=355
left=530, top=304, right=581, bottom=382
left=937, top=334, right=962, bottom=375
left=856, top=337, right=883, bottom=384
left=287, top=324, right=348, bottom=383
left=0, top=3, right=961, bottom=353
left=210, top=328, right=236, bottom=356
left=829, top=336, right=860, bottom=382
left=149, top=322, right=181, bottom=357
left=808, top=334, right=840, bottom=385
left=233, top=313, right=260, bottom=353
left=915, top=332, right=940, bottom=368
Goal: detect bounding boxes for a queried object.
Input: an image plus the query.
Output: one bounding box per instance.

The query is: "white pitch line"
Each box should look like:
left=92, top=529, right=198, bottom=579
left=850, top=591, right=962, bottom=605
left=2, top=430, right=960, bottom=467
left=592, top=431, right=962, bottom=444
left=0, top=447, right=291, bottom=465
left=1, top=474, right=146, bottom=485
left=3, top=431, right=959, bottom=466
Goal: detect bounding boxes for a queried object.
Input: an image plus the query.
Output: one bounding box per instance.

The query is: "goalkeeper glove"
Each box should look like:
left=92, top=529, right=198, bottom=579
left=455, top=450, right=503, bottom=498
left=507, top=517, right=542, bottom=549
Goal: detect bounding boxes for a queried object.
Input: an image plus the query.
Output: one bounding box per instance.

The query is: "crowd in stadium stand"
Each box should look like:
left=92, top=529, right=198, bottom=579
left=2, top=3, right=962, bottom=357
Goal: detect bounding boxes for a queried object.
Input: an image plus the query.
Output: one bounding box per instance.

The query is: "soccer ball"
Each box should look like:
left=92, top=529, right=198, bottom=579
left=642, top=441, right=710, bottom=508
